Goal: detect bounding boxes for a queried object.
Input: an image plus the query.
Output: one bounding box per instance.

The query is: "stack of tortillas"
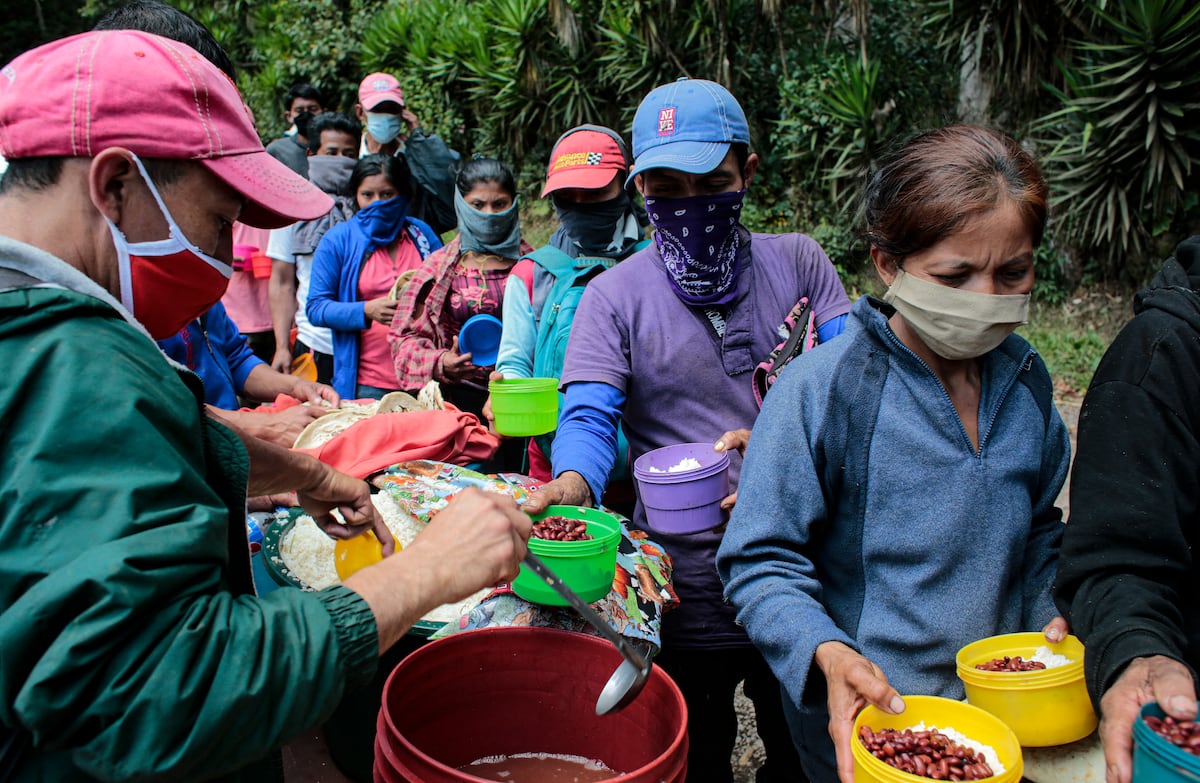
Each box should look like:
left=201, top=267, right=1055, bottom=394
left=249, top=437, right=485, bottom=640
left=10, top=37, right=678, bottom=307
left=293, top=382, right=446, bottom=449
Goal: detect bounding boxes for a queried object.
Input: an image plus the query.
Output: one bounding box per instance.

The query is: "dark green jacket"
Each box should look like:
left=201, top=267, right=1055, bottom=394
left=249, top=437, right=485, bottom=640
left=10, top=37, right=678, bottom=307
left=0, top=236, right=378, bottom=781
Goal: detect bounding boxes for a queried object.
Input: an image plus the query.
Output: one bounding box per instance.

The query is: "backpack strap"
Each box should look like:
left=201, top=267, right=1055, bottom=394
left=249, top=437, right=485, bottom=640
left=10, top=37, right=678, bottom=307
left=511, top=258, right=535, bottom=303
left=1017, top=352, right=1053, bottom=431
left=995, top=337, right=1053, bottom=431
left=524, top=245, right=577, bottom=277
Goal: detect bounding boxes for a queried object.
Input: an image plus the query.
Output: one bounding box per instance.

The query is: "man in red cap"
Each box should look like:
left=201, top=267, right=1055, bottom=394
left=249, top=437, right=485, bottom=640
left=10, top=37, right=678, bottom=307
left=354, top=71, right=461, bottom=234
left=490, top=125, right=648, bottom=481
left=0, top=30, right=529, bottom=782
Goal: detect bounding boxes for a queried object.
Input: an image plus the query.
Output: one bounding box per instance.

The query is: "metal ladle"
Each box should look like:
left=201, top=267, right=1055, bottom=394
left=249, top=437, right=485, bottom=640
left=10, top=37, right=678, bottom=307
left=521, top=551, right=654, bottom=715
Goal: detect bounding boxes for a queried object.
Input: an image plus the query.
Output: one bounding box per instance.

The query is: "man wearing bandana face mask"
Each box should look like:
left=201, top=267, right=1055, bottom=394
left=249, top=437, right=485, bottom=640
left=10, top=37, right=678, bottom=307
left=0, top=30, right=532, bottom=781
left=354, top=71, right=461, bottom=235
left=522, top=79, right=852, bottom=783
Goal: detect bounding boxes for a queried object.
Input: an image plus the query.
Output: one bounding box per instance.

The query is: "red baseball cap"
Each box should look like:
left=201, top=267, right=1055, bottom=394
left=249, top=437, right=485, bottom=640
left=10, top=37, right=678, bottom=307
left=0, top=31, right=332, bottom=229
left=541, top=126, right=629, bottom=197
left=358, top=72, right=406, bottom=111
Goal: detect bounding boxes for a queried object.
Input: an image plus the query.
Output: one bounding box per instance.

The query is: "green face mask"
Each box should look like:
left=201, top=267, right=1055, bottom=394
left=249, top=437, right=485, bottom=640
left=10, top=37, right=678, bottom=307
left=882, top=268, right=1030, bottom=360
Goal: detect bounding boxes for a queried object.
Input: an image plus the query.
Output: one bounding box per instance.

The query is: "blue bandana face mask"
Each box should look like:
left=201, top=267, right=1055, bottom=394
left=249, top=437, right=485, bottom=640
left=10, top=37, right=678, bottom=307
left=355, top=194, right=410, bottom=250
left=644, top=189, right=746, bottom=306
left=365, top=112, right=403, bottom=145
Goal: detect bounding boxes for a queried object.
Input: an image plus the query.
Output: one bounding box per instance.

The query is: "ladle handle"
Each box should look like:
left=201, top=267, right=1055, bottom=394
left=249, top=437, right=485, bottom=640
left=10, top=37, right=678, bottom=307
left=521, top=551, right=648, bottom=668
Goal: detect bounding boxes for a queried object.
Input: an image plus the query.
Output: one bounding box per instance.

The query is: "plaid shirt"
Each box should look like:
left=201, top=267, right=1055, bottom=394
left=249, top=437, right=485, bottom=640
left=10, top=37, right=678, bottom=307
left=389, top=236, right=534, bottom=389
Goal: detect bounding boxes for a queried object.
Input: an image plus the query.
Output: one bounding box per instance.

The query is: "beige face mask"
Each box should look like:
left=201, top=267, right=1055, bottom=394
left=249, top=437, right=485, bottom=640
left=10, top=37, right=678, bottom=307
left=882, top=268, right=1030, bottom=360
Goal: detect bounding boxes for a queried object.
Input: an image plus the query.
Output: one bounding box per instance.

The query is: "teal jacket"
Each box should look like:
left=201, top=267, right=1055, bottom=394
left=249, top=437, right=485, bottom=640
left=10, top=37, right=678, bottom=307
left=0, top=236, right=378, bottom=782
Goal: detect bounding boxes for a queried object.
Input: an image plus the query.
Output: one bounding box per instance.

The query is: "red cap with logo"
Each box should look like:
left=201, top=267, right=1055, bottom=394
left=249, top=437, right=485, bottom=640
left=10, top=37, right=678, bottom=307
left=541, top=127, right=629, bottom=197
left=0, top=30, right=332, bottom=229
left=358, top=72, right=406, bottom=111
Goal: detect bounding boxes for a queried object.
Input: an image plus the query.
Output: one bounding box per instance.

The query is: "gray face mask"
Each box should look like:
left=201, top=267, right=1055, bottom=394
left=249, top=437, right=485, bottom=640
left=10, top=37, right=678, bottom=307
left=882, top=268, right=1030, bottom=360
left=453, top=188, right=521, bottom=259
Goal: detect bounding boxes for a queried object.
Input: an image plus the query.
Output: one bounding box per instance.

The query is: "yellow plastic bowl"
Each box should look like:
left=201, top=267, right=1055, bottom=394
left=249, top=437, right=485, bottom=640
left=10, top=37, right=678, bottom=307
left=956, top=632, right=1097, bottom=747
left=853, top=695, right=1023, bottom=783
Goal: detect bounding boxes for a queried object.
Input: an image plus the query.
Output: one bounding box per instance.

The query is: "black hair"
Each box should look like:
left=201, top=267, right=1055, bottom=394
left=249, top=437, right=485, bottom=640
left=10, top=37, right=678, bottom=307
left=0, top=156, right=188, bottom=195
left=454, top=157, right=517, bottom=198
left=306, top=113, right=362, bottom=154
left=284, top=83, right=324, bottom=112
left=731, top=142, right=750, bottom=173
left=345, top=153, right=412, bottom=202
left=93, top=1, right=235, bottom=79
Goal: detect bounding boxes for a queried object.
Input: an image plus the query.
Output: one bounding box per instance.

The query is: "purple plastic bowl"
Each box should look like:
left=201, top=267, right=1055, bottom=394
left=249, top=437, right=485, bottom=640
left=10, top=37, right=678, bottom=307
left=632, top=443, right=730, bottom=534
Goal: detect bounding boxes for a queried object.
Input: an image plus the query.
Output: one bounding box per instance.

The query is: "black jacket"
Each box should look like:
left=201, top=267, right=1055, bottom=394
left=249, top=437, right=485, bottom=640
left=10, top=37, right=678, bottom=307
left=1054, top=236, right=1200, bottom=708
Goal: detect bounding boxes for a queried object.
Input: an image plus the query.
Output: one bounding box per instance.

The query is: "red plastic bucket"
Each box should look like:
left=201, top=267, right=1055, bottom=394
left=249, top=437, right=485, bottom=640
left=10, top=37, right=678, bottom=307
left=375, top=627, right=688, bottom=782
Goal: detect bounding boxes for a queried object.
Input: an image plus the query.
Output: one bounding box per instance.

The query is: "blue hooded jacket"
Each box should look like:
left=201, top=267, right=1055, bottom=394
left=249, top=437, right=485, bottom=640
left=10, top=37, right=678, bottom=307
left=307, top=197, right=441, bottom=399
left=718, top=295, right=1069, bottom=714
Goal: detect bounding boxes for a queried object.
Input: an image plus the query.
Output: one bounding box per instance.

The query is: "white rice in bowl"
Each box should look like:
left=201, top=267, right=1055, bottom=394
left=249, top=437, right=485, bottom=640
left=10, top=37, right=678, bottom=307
left=278, top=492, right=491, bottom=624
left=1029, top=645, right=1074, bottom=668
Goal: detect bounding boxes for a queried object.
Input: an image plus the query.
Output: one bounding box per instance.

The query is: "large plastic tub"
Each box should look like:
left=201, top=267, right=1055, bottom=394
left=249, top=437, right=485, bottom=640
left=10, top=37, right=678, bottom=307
left=375, top=627, right=687, bottom=782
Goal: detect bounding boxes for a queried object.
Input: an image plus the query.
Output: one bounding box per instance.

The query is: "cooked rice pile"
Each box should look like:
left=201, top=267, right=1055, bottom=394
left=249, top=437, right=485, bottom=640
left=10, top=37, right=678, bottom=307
left=279, top=492, right=490, bottom=624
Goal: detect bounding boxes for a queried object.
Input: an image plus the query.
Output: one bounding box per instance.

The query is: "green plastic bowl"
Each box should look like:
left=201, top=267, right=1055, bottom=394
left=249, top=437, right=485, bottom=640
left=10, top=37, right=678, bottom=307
left=512, top=505, right=621, bottom=605
left=489, top=377, right=559, bottom=436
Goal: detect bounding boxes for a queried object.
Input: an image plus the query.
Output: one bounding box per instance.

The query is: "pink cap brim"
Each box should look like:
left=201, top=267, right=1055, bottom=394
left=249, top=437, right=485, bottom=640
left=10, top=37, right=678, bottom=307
left=202, top=151, right=333, bottom=229
left=541, top=167, right=620, bottom=198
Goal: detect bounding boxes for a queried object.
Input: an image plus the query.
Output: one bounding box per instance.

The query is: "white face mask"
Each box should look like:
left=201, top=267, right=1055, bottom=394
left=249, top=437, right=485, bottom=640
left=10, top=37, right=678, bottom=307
left=882, top=268, right=1030, bottom=360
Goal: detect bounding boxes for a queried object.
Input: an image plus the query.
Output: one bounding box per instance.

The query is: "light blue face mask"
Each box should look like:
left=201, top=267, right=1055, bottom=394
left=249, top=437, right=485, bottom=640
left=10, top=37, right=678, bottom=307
left=365, top=112, right=403, bottom=145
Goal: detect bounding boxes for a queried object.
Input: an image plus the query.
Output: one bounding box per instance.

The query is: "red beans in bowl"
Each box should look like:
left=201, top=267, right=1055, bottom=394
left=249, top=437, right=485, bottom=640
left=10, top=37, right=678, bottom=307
left=531, top=515, right=593, bottom=542
left=974, top=656, right=1046, bottom=672
left=1145, top=715, right=1200, bottom=756
left=859, top=726, right=995, bottom=780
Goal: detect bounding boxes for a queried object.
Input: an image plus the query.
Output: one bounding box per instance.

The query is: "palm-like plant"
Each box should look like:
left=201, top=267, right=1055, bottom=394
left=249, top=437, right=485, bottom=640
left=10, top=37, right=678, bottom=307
left=919, top=0, right=1080, bottom=123
left=1038, top=0, right=1200, bottom=279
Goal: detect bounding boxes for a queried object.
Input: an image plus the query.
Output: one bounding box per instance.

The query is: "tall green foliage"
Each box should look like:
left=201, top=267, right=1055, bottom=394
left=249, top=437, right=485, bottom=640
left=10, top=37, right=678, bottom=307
left=1037, top=0, right=1200, bottom=281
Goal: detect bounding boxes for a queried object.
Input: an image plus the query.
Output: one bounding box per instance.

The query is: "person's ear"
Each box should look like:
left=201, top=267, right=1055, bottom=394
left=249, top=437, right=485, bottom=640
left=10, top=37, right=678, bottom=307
left=741, top=152, right=759, bottom=190
left=354, top=104, right=366, bottom=122
left=88, top=148, right=138, bottom=224
left=871, top=246, right=900, bottom=287
left=633, top=173, right=646, bottom=196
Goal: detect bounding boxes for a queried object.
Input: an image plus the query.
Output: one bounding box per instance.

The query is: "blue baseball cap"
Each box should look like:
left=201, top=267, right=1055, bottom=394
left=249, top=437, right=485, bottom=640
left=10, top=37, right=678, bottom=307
left=628, top=78, right=750, bottom=182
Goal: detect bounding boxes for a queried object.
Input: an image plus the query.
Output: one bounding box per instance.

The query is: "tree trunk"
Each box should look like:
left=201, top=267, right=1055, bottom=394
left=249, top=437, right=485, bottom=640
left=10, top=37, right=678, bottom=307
left=957, top=33, right=992, bottom=124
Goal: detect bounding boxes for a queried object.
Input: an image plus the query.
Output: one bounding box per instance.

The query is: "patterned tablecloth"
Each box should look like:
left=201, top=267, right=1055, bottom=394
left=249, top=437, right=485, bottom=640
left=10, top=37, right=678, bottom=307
left=369, top=460, right=679, bottom=652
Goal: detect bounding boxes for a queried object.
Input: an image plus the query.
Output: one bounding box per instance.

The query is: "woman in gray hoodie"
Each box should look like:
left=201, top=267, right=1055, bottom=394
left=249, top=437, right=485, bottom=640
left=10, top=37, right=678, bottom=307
left=718, top=125, right=1072, bottom=783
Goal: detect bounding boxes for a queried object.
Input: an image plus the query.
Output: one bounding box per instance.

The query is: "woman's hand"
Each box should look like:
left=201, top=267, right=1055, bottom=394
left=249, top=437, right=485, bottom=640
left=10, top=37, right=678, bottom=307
left=1042, top=615, right=1070, bottom=644
left=290, top=378, right=340, bottom=408
left=437, top=338, right=477, bottom=383
left=1100, top=655, right=1197, bottom=783
left=815, top=641, right=906, bottom=783
left=715, top=429, right=752, bottom=511
left=364, top=297, right=398, bottom=325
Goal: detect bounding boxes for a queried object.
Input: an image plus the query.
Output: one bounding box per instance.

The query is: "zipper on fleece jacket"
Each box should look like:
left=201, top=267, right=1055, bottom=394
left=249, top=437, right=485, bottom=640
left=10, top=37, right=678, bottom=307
left=881, top=326, right=1034, bottom=460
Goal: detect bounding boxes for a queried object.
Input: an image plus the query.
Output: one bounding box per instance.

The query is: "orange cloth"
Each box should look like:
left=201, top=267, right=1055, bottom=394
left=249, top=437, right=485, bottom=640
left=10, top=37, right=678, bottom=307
left=293, top=405, right=501, bottom=479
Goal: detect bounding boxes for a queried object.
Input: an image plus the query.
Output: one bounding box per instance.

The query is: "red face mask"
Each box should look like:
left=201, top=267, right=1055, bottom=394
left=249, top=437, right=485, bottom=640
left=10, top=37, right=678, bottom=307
left=106, top=155, right=233, bottom=339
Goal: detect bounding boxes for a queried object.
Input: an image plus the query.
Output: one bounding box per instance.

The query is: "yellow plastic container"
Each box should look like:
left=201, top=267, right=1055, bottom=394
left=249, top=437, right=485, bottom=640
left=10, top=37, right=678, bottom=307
left=334, top=530, right=386, bottom=581
left=956, top=632, right=1097, bottom=747
left=853, top=695, right=1023, bottom=783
